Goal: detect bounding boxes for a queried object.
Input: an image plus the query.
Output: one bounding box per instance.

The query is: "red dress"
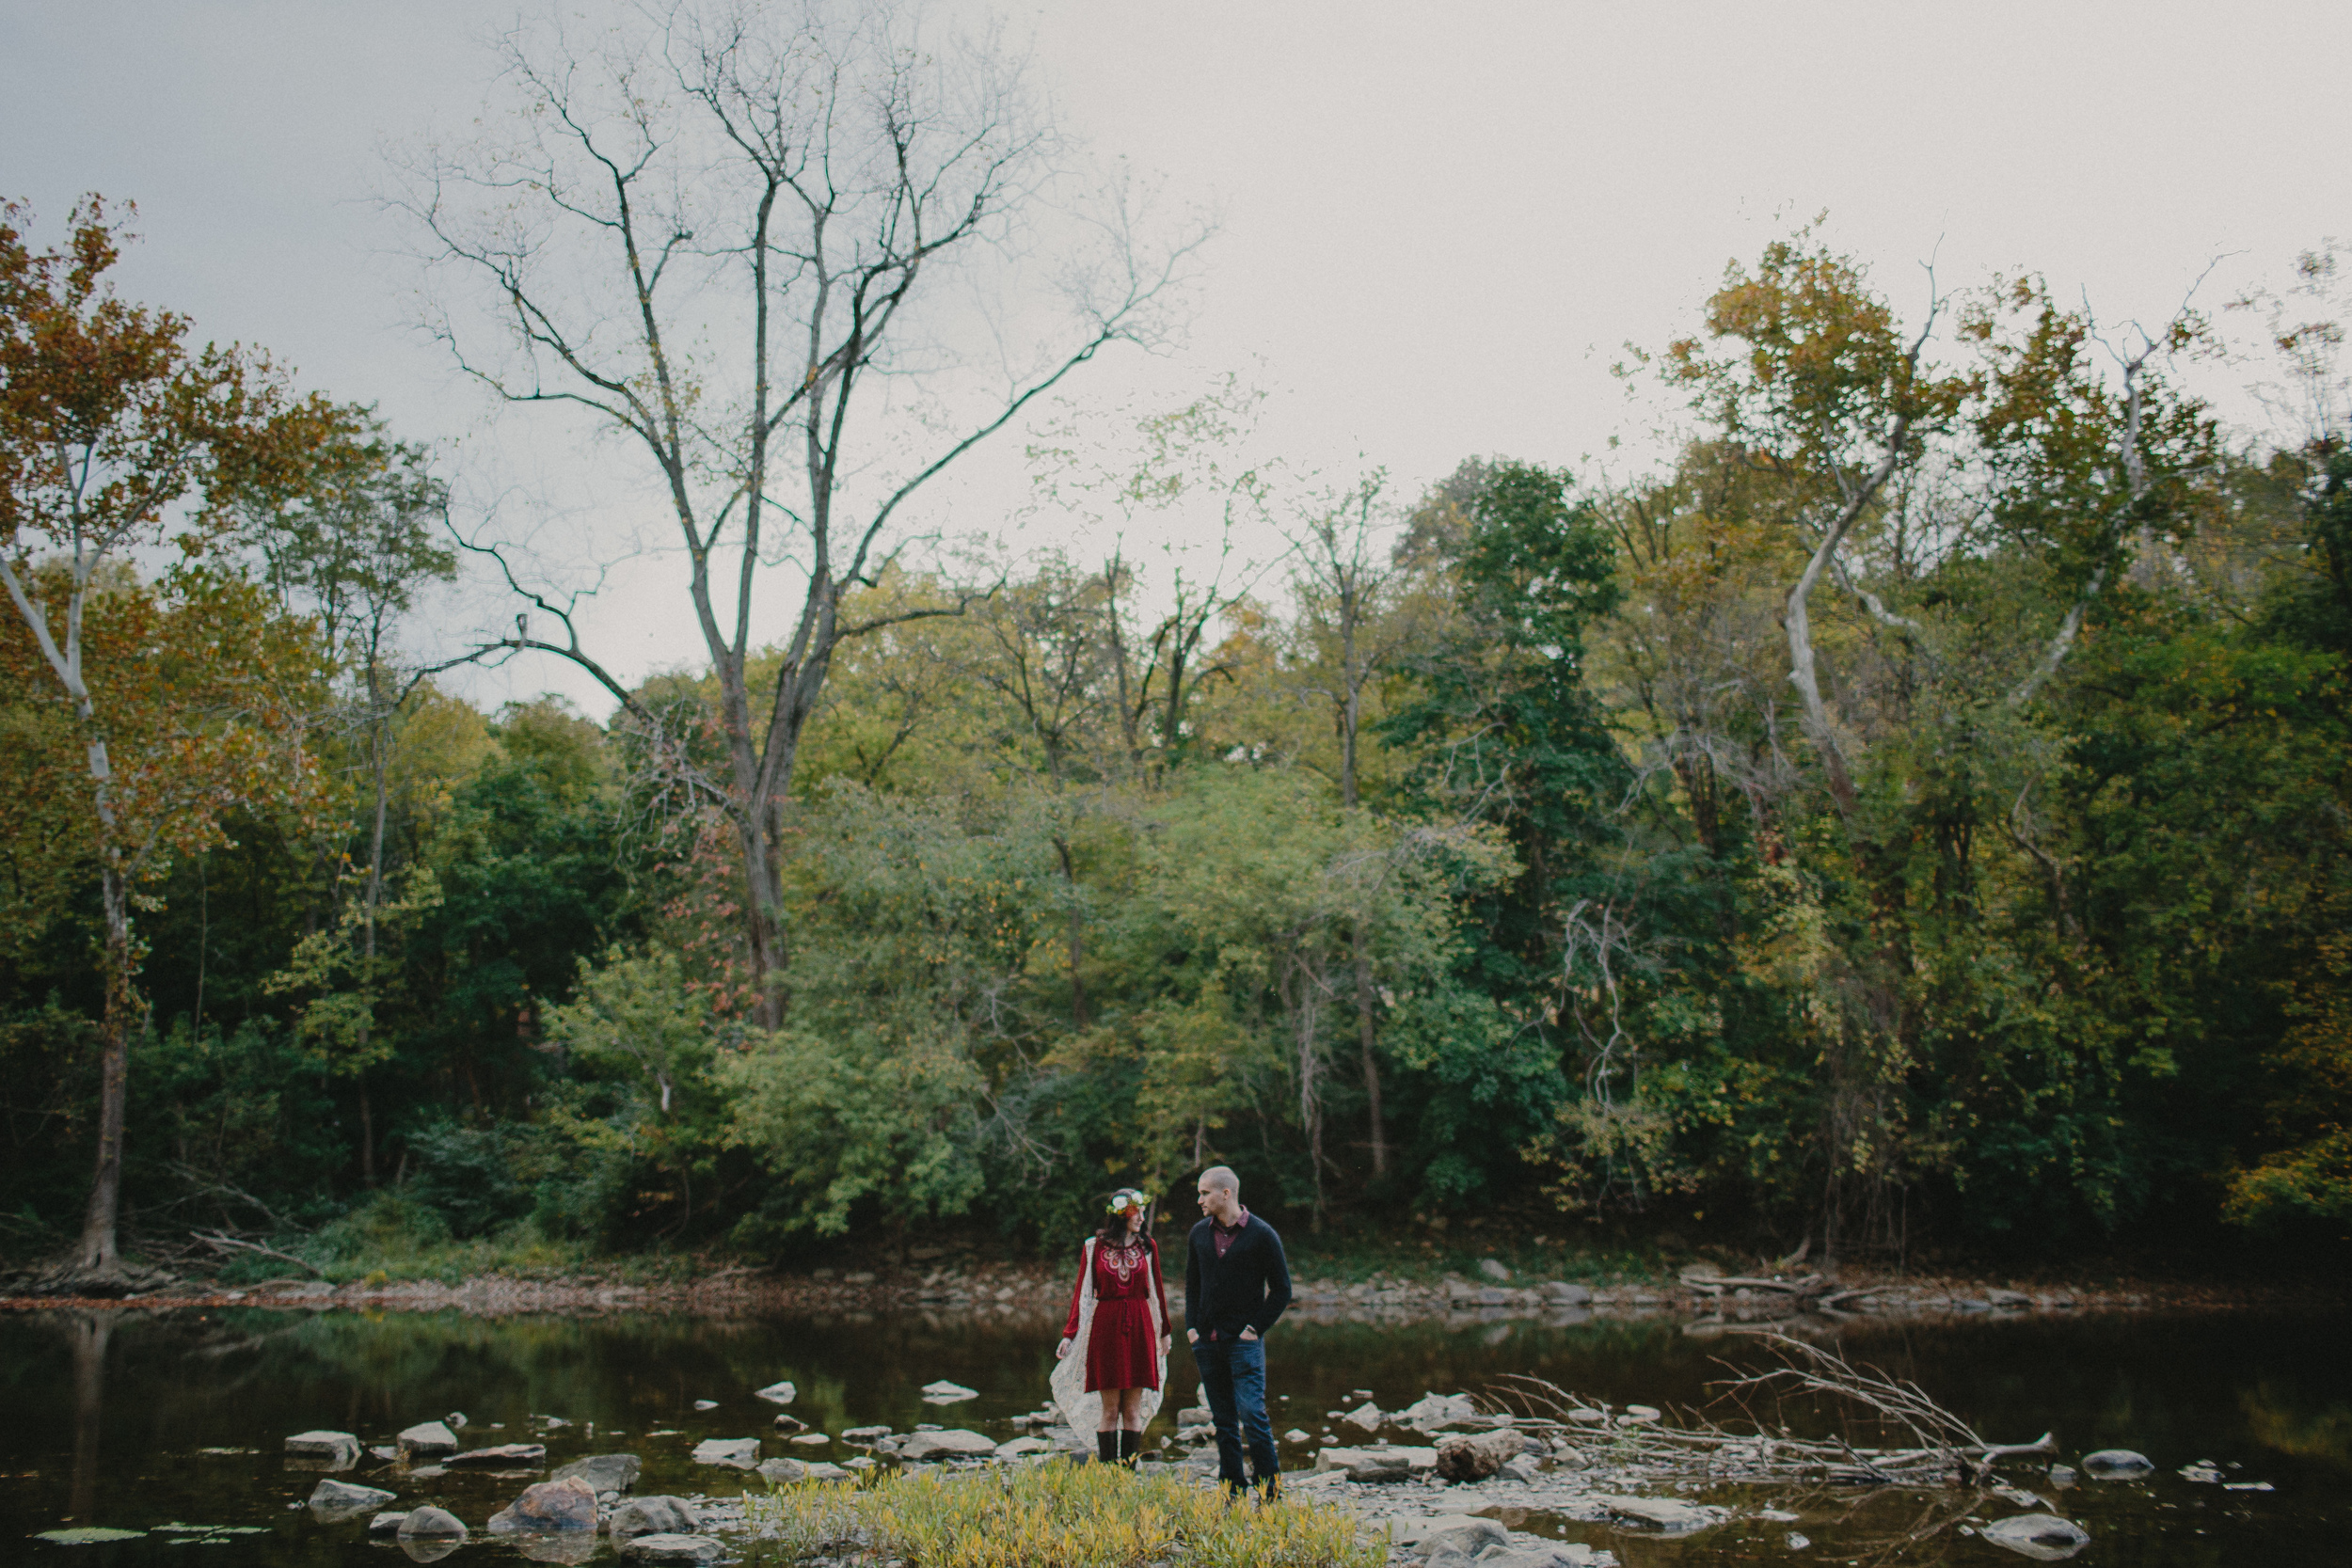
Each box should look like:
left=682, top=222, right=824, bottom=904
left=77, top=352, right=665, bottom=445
left=1061, top=1237, right=1170, bottom=1392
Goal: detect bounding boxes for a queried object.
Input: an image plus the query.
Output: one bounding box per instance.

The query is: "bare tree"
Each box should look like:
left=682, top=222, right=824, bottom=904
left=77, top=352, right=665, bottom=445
left=393, top=0, right=1203, bottom=1023
left=1284, top=475, right=1412, bottom=1173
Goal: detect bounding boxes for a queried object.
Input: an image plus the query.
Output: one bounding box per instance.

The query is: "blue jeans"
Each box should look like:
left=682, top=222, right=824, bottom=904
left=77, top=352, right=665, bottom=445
left=1191, top=1336, right=1277, bottom=1489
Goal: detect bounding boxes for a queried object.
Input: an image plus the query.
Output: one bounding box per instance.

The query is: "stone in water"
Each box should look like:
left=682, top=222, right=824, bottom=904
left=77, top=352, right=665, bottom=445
left=397, top=1421, right=458, bottom=1457
left=448, top=1442, right=547, bottom=1466
left=618, top=1534, right=724, bottom=1564
left=550, top=1453, right=641, bottom=1494
left=692, top=1399, right=718, bottom=1410
left=308, top=1478, right=396, bottom=1520
left=487, top=1476, right=600, bottom=1534
left=1592, top=1495, right=1724, bottom=1534
left=610, top=1497, right=699, bottom=1544
left=283, top=1430, right=361, bottom=1468
left=396, top=1506, right=469, bottom=1542
left=1388, top=1515, right=1507, bottom=1556
left=2081, top=1449, right=2153, bottom=1479
left=755, top=1380, right=797, bottom=1403
left=898, top=1429, right=999, bottom=1460
left=1979, top=1513, right=2090, bottom=1560
left=691, top=1437, right=759, bottom=1467
left=920, top=1379, right=978, bottom=1402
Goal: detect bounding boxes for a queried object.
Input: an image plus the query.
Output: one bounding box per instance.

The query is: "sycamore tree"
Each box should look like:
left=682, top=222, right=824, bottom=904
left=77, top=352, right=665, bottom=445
left=397, top=0, right=1205, bottom=1027
left=0, top=198, right=329, bottom=1276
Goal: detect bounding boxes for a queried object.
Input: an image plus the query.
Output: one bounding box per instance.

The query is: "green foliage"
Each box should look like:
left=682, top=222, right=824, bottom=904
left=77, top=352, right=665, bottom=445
left=9, top=230, right=2352, bottom=1273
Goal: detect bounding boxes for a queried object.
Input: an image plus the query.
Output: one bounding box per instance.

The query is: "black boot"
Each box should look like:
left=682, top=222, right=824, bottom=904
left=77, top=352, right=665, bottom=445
left=1118, top=1429, right=1141, bottom=1468
left=1096, top=1430, right=1119, bottom=1465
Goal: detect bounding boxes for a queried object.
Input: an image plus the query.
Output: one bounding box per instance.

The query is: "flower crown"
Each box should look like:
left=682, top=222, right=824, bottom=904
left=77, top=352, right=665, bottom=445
left=1105, top=1188, right=1151, bottom=1216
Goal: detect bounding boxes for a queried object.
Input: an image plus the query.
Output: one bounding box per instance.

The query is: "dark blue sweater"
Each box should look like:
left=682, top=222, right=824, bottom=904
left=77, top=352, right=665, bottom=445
left=1184, top=1213, right=1293, bottom=1339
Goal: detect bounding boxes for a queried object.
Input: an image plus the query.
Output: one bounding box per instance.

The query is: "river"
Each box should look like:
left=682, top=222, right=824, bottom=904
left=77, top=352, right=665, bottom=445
left=3, top=1303, right=2344, bottom=1564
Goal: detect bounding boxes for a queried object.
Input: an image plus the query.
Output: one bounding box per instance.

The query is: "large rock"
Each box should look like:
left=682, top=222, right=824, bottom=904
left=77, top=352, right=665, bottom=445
left=1390, top=1514, right=1508, bottom=1557
left=755, top=1457, right=852, bottom=1484
left=898, top=1429, right=999, bottom=1460
left=1436, top=1428, right=1526, bottom=1481
left=1341, top=1402, right=1384, bottom=1433
left=1542, top=1281, right=1592, bottom=1306
left=1396, top=1392, right=1480, bottom=1432
left=691, top=1437, right=759, bottom=1468
left=486, top=1476, right=600, bottom=1533
left=1980, top=1513, right=2091, bottom=1560
left=550, top=1453, right=641, bottom=1495
left=1315, top=1445, right=1439, bottom=1481
left=2081, top=1449, right=2153, bottom=1479
left=1592, top=1495, right=1722, bottom=1534
left=308, top=1478, right=397, bottom=1520
left=755, top=1380, right=798, bottom=1404
left=610, top=1497, right=700, bottom=1544
left=396, top=1506, right=469, bottom=1541
left=618, top=1536, right=724, bottom=1565
left=447, top=1442, right=548, bottom=1467
left=397, top=1421, right=458, bottom=1458
left=284, top=1430, right=361, bottom=1468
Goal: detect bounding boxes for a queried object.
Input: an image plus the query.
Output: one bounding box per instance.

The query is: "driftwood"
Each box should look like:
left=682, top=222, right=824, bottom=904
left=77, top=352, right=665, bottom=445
left=191, top=1230, right=325, bottom=1277
left=1483, top=1332, right=2050, bottom=1489
left=1679, top=1271, right=1826, bottom=1296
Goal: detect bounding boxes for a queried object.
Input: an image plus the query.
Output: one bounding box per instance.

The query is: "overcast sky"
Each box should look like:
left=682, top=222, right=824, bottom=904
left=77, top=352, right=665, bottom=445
left=6, top=1, right=2347, bottom=715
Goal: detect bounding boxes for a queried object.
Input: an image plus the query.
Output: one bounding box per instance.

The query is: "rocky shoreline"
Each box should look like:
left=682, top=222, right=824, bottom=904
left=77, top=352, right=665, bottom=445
left=0, top=1256, right=2300, bottom=1320
left=230, top=1379, right=2141, bottom=1568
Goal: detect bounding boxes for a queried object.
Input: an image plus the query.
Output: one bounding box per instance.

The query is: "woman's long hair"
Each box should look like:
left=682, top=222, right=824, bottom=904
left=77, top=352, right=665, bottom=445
left=1095, top=1194, right=1153, bottom=1250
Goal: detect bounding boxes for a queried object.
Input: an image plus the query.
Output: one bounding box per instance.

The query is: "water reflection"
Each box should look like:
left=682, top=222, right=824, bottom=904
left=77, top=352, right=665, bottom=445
left=65, top=1310, right=110, bottom=1527
left=0, top=1306, right=2343, bottom=1567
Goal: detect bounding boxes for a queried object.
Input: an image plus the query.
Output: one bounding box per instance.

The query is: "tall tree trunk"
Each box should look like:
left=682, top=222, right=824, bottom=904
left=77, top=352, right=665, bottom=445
left=1353, top=927, right=1386, bottom=1178
left=77, top=866, right=133, bottom=1273
left=357, top=1080, right=374, bottom=1188
left=1054, top=835, right=1088, bottom=1028
left=732, top=812, right=788, bottom=1030
left=357, top=694, right=390, bottom=1187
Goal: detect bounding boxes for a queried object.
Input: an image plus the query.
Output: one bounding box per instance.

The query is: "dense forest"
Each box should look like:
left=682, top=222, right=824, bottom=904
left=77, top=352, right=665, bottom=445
left=8, top=170, right=2352, bottom=1277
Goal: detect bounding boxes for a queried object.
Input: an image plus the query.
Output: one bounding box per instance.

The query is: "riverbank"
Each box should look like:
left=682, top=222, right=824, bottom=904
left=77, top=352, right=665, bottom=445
left=0, top=1254, right=2319, bottom=1318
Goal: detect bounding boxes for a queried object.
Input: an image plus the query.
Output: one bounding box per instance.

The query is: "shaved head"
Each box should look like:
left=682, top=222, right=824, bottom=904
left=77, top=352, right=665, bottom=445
left=1195, top=1165, right=1243, bottom=1226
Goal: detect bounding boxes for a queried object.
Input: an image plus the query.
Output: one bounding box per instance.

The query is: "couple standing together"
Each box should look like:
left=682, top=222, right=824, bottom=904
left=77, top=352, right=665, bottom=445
left=1051, top=1165, right=1293, bottom=1499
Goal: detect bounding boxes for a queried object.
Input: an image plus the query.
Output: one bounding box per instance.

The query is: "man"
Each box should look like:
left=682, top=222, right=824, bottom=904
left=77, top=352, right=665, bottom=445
left=1184, top=1164, right=1292, bottom=1500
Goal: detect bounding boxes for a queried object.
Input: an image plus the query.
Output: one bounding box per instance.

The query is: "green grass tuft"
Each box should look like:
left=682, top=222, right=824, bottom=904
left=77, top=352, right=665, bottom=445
left=745, top=1462, right=1386, bottom=1568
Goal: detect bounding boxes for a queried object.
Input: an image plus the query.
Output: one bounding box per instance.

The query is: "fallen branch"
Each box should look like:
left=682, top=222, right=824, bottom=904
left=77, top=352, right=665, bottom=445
left=1481, top=1332, right=2048, bottom=1491
left=1680, top=1272, right=1827, bottom=1295
left=192, top=1231, right=325, bottom=1278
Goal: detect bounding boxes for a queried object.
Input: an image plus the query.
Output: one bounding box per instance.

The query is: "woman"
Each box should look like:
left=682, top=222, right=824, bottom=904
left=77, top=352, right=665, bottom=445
left=1052, top=1187, right=1173, bottom=1465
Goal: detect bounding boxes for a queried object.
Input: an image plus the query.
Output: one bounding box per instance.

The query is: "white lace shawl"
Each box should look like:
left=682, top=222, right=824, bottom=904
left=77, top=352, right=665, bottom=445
left=1049, top=1236, right=1168, bottom=1432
